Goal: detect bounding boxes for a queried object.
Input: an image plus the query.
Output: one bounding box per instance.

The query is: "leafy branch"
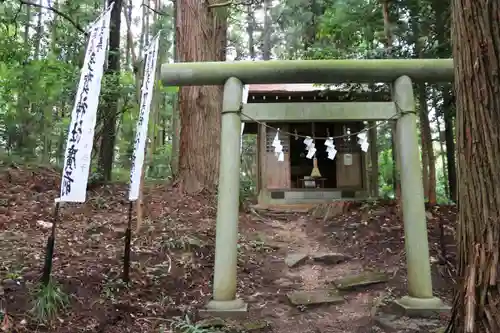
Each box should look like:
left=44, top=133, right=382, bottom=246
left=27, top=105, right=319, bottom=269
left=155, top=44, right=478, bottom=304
left=207, top=0, right=262, bottom=8
left=14, top=0, right=87, bottom=34
left=208, top=0, right=232, bottom=8
left=141, top=3, right=169, bottom=16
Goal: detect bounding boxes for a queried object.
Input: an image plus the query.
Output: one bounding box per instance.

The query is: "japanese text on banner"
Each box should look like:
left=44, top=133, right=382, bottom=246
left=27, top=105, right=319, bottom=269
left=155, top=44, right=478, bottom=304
left=57, top=4, right=114, bottom=203
left=128, top=33, right=161, bottom=201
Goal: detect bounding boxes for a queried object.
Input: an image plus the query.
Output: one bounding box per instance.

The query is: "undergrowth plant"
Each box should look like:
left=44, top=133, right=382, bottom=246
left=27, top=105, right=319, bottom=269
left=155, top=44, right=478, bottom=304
left=30, top=279, right=69, bottom=324
left=165, top=315, right=216, bottom=333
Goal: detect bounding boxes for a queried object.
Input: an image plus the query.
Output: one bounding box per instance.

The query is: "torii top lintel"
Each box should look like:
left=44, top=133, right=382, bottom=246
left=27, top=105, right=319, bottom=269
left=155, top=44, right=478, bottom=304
left=160, top=59, right=453, bottom=86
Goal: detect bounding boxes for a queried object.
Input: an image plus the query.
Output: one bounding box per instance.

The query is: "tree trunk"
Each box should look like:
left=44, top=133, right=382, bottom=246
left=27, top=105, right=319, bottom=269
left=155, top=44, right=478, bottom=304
left=170, top=93, right=180, bottom=177
left=150, top=0, right=162, bottom=159
left=34, top=0, right=43, bottom=58
left=430, top=0, right=455, bottom=202
left=24, top=5, right=30, bottom=43
left=98, top=0, right=123, bottom=181
left=170, top=0, right=180, bottom=178
left=303, top=0, right=319, bottom=51
left=443, top=88, right=457, bottom=202
left=381, top=0, right=400, bottom=200
left=418, top=84, right=437, bottom=204
left=50, top=0, right=57, bottom=53
left=140, top=0, right=147, bottom=51
left=125, top=0, right=132, bottom=69
left=246, top=5, right=256, bottom=59
left=145, top=0, right=150, bottom=44
left=447, top=0, right=500, bottom=332
left=420, top=109, right=430, bottom=199
left=262, top=0, right=272, bottom=60
left=368, top=123, right=378, bottom=197
left=432, top=89, right=449, bottom=199
left=175, top=0, right=227, bottom=193
left=124, top=3, right=146, bottom=228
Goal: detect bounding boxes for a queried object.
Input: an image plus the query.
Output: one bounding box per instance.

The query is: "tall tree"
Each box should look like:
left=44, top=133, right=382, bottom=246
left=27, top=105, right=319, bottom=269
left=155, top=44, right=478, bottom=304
left=262, top=0, right=272, bottom=60
left=98, top=0, right=123, bottom=181
left=447, top=0, right=500, bottom=332
left=381, top=0, right=401, bottom=200
left=443, top=88, right=457, bottom=201
left=416, top=82, right=437, bottom=204
left=246, top=4, right=256, bottom=59
left=175, top=0, right=228, bottom=193
left=171, top=0, right=180, bottom=177
left=430, top=0, right=457, bottom=202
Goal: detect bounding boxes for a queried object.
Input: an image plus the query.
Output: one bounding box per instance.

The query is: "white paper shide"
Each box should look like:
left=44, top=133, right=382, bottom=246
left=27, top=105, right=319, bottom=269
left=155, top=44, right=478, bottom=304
left=242, top=85, right=249, bottom=104
left=324, top=137, right=337, bottom=160
left=272, top=129, right=284, bottom=162
left=357, top=132, right=369, bottom=152
left=128, top=33, right=161, bottom=201
left=57, top=4, right=114, bottom=203
left=304, top=136, right=316, bottom=159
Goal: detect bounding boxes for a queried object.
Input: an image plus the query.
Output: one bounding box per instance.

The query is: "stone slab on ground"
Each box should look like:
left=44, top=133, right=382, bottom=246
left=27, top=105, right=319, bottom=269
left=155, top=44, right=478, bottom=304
left=374, top=312, right=444, bottom=332
left=333, top=271, right=389, bottom=290
left=285, top=253, right=309, bottom=268
left=287, top=290, right=344, bottom=306
left=311, top=252, right=351, bottom=264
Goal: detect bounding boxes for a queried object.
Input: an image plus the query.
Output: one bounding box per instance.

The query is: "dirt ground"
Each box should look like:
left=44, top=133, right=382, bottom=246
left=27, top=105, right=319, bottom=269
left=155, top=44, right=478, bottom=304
left=0, top=165, right=456, bottom=333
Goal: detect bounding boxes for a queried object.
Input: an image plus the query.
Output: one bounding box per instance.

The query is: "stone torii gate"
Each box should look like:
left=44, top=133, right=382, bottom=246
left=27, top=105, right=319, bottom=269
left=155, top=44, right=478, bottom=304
left=161, top=59, right=454, bottom=317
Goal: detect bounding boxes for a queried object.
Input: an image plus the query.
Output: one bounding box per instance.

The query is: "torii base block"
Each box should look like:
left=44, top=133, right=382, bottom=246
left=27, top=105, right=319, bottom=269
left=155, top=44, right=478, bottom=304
left=199, top=299, right=248, bottom=319
left=394, top=296, right=451, bottom=318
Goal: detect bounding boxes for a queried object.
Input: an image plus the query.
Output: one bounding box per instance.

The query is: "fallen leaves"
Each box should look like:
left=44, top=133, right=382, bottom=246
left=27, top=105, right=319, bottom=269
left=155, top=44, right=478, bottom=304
left=0, top=166, right=273, bottom=332
left=0, top=166, right=458, bottom=333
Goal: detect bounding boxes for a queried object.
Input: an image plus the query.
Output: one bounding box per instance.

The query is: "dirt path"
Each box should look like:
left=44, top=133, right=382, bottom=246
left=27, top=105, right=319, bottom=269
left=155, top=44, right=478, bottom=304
left=242, top=212, right=381, bottom=333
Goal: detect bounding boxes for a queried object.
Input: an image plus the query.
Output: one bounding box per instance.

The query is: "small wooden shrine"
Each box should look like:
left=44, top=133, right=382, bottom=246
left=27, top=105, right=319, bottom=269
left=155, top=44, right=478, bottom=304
left=242, top=84, right=389, bottom=206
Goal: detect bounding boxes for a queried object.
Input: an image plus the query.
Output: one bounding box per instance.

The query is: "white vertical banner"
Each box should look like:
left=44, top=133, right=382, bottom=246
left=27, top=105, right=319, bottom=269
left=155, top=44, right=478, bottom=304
left=128, top=33, right=161, bottom=201
left=240, top=85, right=248, bottom=155
left=242, top=85, right=249, bottom=104
left=240, top=123, right=245, bottom=155
left=57, top=4, right=114, bottom=203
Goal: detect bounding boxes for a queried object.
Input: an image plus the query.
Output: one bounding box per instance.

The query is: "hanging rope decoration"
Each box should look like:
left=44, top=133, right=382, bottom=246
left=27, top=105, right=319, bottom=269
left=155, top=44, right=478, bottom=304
left=241, top=106, right=401, bottom=163
left=268, top=129, right=369, bottom=161
left=267, top=128, right=370, bottom=162
left=243, top=111, right=381, bottom=162
left=272, top=129, right=285, bottom=162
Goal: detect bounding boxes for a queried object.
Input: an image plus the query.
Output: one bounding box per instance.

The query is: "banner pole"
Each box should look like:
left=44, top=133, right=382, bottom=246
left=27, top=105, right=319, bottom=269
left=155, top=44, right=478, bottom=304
left=41, top=202, right=60, bottom=286
left=123, top=201, right=133, bottom=283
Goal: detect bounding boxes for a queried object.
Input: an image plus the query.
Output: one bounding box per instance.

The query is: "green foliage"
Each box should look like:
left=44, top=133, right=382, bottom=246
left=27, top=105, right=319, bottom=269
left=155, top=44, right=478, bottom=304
left=148, top=144, right=173, bottom=180
left=240, top=134, right=257, bottom=203
left=0, top=0, right=177, bottom=181
left=0, top=0, right=454, bottom=202
left=240, top=175, right=256, bottom=203
left=167, top=315, right=215, bottom=333
left=30, top=279, right=70, bottom=323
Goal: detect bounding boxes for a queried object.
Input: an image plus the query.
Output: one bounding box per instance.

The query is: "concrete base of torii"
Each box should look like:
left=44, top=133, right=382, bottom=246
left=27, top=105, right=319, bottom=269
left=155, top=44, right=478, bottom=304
left=394, top=296, right=451, bottom=318
left=199, top=299, right=248, bottom=319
